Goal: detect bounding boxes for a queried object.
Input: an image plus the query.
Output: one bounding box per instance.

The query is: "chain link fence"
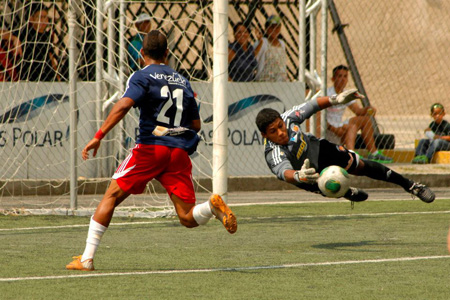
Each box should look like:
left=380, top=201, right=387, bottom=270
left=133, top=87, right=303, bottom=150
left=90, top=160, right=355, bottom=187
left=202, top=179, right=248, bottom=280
left=327, top=0, right=449, bottom=148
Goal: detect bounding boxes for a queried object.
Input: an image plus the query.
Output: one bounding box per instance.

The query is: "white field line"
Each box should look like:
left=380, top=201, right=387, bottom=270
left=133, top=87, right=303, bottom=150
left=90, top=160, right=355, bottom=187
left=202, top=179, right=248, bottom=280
left=1, top=255, right=449, bottom=282
left=231, top=200, right=399, bottom=206
left=1, top=210, right=450, bottom=232
left=0, top=220, right=171, bottom=231
left=230, top=196, right=450, bottom=206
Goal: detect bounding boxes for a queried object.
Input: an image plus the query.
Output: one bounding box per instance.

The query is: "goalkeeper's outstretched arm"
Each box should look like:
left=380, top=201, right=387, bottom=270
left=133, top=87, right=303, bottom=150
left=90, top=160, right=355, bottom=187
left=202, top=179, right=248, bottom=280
left=327, top=89, right=365, bottom=106
left=284, top=159, right=319, bottom=185
left=306, top=89, right=365, bottom=112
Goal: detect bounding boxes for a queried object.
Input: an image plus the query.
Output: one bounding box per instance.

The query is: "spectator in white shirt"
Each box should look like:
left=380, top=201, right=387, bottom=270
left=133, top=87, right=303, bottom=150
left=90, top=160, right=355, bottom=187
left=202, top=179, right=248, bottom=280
left=326, top=65, right=392, bottom=163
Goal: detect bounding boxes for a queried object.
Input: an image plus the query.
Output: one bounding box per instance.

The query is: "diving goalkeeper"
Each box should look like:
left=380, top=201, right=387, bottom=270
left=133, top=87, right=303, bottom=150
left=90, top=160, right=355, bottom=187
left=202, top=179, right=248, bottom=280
left=255, top=90, right=435, bottom=203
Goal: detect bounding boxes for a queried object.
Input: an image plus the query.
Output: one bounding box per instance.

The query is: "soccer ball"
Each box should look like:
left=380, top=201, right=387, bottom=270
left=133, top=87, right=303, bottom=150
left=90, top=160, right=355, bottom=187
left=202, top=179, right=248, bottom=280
left=318, top=165, right=350, bottom=198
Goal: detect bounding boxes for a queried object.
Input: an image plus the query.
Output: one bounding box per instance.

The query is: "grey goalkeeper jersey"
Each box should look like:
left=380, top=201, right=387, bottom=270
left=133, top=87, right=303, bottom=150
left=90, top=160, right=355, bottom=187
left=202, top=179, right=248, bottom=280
left=264, top=98, right=322, bottom=181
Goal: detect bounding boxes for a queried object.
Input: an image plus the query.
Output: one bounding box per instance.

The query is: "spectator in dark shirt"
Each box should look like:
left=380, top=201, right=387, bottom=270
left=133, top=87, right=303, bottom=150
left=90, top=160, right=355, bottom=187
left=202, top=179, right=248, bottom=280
left=19, top=4, right=59, bottom=81
left=228, top=22, right=261, bottom=82
left=412, top=103, right=450, bottom=164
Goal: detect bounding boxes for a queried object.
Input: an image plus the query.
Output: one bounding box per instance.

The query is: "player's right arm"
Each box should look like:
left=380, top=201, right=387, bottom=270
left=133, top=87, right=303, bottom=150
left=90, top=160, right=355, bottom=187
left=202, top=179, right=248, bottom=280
left=265, top=144, right=293, bottom=182
left=82, top=97, right=135, bottom=160
left=284, top=159, right=319, bottom=185
left=265, top=146, right=318, bottom=185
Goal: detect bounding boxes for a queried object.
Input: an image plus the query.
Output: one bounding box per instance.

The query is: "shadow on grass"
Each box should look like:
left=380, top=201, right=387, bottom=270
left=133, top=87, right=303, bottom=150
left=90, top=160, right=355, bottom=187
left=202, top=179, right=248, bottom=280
left=312, top=240, right=384, bottom=252
left=239, top=214, right=384, bottom=225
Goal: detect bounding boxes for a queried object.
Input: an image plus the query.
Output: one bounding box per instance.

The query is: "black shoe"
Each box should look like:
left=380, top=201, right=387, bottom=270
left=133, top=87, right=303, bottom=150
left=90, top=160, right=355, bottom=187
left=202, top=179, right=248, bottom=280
left=407, top=182, right=435, bottom=203
left=344, top=187, right=369, bottom=202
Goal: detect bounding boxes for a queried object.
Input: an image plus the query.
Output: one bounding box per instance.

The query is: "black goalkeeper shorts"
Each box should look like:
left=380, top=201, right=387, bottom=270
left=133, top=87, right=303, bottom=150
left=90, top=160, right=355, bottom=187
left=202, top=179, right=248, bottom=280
left=317, top=139, right=359, bottom=173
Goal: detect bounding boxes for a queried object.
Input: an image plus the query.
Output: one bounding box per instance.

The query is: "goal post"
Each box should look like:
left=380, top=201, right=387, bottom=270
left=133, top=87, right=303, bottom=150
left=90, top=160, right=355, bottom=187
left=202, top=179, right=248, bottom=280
left=212, top=0, right=228, bottom=200
left=68, top=0, right=78, bottom=210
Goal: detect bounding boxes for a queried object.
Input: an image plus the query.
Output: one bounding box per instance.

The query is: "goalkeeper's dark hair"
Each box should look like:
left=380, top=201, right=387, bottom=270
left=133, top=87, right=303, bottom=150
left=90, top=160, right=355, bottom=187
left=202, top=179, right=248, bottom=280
left=430, top=102, right=444, bottom=114
left=142, top=30, right=167, bottom=60
left=255, top=108, right=281, bottom=133
left=332, top=65, right=349, bottom=77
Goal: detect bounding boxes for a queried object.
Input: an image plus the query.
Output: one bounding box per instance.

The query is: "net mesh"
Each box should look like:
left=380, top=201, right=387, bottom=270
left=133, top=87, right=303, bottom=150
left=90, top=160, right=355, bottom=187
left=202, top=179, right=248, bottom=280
left=0, top=0, right=312, bottom=216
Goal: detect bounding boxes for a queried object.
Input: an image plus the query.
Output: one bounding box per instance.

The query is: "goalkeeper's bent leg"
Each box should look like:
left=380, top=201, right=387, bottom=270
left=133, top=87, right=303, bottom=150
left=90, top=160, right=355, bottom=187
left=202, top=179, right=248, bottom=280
left=359, top=159, right=411, bottom=190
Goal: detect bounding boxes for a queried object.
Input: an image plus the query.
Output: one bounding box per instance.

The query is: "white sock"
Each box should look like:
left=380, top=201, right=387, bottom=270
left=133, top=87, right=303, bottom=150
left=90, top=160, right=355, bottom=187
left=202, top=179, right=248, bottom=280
left=192, top=201, right=213, bottom=225
left=371, top=151, right=379, bottom=155
left=81, top=216, right=107, bottom=261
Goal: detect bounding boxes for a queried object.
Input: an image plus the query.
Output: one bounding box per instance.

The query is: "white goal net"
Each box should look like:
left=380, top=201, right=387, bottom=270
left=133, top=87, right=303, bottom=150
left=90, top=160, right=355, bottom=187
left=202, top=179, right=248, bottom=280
left=0, top=0, right=312, bottom=216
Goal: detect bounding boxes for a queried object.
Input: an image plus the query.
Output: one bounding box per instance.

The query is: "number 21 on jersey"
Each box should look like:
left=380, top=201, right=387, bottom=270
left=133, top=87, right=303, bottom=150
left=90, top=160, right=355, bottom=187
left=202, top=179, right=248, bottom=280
left=156, top=85, right=183, bottom=126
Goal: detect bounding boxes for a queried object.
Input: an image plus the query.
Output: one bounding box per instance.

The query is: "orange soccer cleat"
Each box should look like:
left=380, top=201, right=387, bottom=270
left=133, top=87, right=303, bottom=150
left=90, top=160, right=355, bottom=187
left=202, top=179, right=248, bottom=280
left=209, top=194, right=237, bottom=234
left=66, top=255, right=95, bottom=271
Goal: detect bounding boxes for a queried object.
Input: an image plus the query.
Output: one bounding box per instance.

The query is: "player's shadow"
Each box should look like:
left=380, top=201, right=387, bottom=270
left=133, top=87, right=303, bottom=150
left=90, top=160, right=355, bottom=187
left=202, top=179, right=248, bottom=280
left=312, top=240, right=383, bottom=252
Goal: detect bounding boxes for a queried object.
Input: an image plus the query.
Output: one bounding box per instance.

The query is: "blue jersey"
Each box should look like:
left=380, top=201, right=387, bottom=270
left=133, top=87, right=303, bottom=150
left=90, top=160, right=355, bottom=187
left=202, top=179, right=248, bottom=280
left=123, top=64, right=200, bottom=153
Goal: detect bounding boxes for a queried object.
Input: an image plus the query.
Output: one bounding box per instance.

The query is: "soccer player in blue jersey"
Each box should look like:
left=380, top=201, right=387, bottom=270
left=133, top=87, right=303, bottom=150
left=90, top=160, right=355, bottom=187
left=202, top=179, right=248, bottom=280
left=66, top=30, right=237, bottom=271
left=255, top=91, right=435, bottom=203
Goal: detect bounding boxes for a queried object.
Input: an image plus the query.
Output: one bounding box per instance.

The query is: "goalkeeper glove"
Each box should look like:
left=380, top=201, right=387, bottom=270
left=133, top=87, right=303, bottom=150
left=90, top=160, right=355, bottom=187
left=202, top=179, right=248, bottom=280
left=293, top=159, right=319, bottom=184
left=329, top=88, right=365, bottom=105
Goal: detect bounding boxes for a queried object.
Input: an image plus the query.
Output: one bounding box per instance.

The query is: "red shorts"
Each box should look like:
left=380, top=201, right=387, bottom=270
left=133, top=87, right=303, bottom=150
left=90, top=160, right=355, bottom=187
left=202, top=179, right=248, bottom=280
left=112, top=144, right=196, bottom=203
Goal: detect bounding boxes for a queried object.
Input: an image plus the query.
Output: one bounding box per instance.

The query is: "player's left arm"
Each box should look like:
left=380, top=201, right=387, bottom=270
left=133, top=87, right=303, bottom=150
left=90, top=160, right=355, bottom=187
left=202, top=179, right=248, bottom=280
left=287, top=90, right=363, bottom=124
left=328, top=89, right=365, bottom=107
left=287, top=96, right=326, bottom=122
left=309, top=89, right=365, bottom=112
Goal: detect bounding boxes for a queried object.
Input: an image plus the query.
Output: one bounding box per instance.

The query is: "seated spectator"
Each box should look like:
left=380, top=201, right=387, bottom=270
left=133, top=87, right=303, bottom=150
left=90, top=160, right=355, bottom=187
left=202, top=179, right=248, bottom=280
left=19, top=3, right=59, bottom=81
left=127, top=13, right=152, bottom=72
left=254, top=15, right=288, bottom=82
left=0, top=28, right=22, bottom=81
left=326, top=65, right=393, bottom=163
left=228, top=22, right=259, bottom=82
left=412, top=103, right=450, bottom=164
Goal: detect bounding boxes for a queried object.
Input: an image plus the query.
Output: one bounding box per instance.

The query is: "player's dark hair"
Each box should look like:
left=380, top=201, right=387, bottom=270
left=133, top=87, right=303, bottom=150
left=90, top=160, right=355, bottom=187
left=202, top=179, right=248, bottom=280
left=430, top=102, right=444, bottom=114
left=142, top=30, right=167, bottom=60
left=332, top=65, right=349, bottom=77
left=255, top=108, right=281, bottom=133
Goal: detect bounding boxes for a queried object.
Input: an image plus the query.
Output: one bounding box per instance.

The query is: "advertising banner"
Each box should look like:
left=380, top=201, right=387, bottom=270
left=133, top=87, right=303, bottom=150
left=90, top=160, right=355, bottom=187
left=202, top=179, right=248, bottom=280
left=0, top=82, right=304, bottom=179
